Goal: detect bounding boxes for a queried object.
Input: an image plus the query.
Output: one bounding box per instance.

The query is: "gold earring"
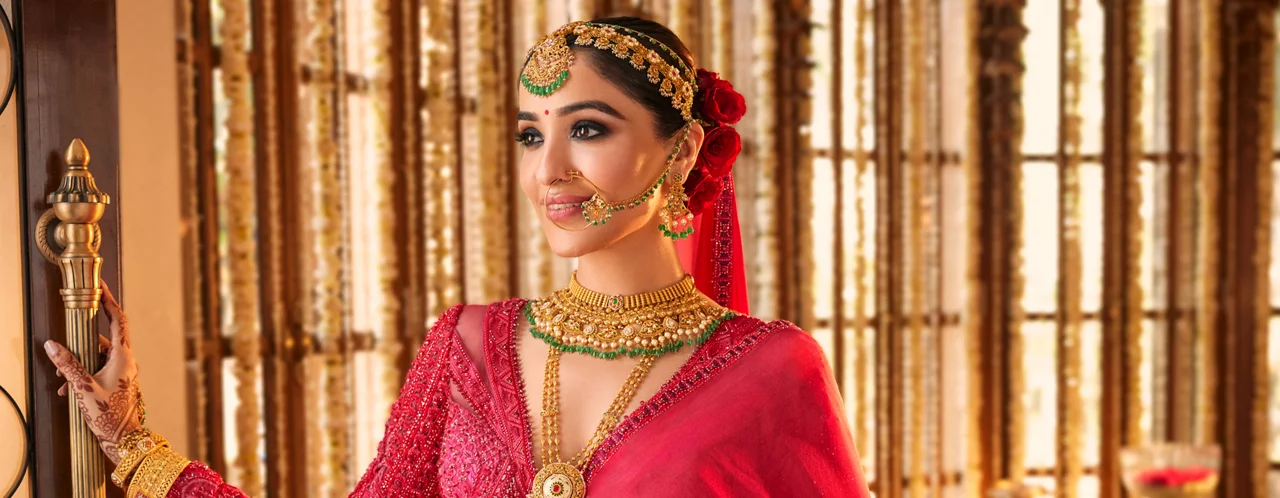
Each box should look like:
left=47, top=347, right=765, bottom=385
left=659, top=170, right=694, bottom=240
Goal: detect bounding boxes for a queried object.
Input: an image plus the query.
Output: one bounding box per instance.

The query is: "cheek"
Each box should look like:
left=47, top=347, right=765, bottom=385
left=518, top=150, right=539, bottom=200
left=573, top=140, right=649, bottom=193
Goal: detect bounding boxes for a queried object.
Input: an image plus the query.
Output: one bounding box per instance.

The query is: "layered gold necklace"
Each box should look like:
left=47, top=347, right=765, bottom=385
left=526, top=273, right=734, bottom=498
left=525, top=272, right=735, bottom=359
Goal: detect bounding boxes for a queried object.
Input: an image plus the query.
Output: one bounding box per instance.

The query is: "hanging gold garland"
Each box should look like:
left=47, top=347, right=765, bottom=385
left=1122, top=0, right=1145, bottom=449
left=712, top=0, right=732, bottom=76
left=906, top=0, right=927, bottom=494
left=221, top=0, right=265, bottom=494
left=925, top=0, right=942, bottom=491
left=423, top=0, right=461, bottom=316
left=176, top=0, right=207, bottom=464
left=1195, top=0, right=1221, bottom=445
left=852, top=0, right=871, bottom=470
left=304, top=354, right=325, bottom=496
left=424, top=0, right=446, bottom=318
left=372, top=0, right=403, bottom=405
left=751, top=0, right=778, bottom=318
left=306, top=0, right=352, bottom=492
left=459, top=0, right=481, bottom=303
left=1057, top=0, right=1084, bottom=495
left=963, top=0, right=984, bottom=494
left=477, top=0, right=509, bottom=302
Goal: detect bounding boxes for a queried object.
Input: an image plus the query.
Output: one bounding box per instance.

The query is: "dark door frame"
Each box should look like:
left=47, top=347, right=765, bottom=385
left=16, top=0, right=123, bottom=496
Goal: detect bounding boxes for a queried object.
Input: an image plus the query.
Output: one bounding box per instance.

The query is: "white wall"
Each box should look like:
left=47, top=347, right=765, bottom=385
left=117, top=0, right=188, bottom=457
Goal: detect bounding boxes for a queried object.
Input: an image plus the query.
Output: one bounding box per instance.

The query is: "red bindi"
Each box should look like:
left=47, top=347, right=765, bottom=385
left=544, top=110, right=550, bottom=115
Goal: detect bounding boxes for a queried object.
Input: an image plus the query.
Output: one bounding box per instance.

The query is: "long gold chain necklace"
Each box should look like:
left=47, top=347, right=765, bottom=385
left=525, top=274, right=734, bottom=498
left=529, top=349, right=655, bottom=498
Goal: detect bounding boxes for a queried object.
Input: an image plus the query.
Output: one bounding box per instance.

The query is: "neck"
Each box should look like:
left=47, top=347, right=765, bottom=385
left=573, top=228, right=686, bottom=297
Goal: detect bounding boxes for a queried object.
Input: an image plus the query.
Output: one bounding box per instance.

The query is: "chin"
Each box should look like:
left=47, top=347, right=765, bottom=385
left=541, top=223, right=622, bottom=258
left=538, top=212, right=652, bottom=258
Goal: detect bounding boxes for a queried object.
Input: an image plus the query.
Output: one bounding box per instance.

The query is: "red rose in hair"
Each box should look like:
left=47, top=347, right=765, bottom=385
left=687, top=176, right=724, bottom=214
left=696, top=126, right=742, bottom=178
left=695, top=69, right=747, bottom=125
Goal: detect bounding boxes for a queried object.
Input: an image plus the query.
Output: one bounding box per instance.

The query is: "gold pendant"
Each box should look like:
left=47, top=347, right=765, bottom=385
left=529, top=462, right=587, bottom=498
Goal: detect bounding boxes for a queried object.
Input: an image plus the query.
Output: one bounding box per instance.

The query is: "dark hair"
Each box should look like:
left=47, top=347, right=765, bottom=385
left=527, top=17, right=695, bottom=139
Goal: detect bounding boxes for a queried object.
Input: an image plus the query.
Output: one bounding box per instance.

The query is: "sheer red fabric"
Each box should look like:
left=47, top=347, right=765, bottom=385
left=676, top=175, right=750, bottom=315
left=163, top=300, right=868, bottom=497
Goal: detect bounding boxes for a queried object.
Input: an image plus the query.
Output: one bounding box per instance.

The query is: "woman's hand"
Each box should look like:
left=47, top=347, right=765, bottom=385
left=42, top=281, right=143, bottom=465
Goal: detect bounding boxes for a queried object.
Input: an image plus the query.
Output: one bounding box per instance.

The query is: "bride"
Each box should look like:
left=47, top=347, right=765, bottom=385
left=42, top=17, right=869, bottom=497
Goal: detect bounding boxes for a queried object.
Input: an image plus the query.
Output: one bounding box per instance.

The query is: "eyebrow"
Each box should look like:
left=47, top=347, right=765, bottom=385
left=516, top=100, right=628, bottom=122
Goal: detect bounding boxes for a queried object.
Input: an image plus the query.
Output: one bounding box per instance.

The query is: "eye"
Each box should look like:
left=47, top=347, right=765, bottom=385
left=515, top=128, right=543, bottom=147
left=570, top=121, right=607, bottom=140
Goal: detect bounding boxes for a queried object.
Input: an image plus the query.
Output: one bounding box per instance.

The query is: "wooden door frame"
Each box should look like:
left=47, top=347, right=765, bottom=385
left=15, top=0, right=123, bottom=496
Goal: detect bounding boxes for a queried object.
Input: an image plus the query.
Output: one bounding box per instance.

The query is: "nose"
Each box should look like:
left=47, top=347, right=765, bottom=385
left=534, top=133, right=575, bottom=186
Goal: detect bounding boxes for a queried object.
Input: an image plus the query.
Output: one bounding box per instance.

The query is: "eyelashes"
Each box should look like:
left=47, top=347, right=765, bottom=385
left=514, top=121, right=609, bottom=149
left=514, top=130, right=541, bottom=147
left=569, top=120, right=607, bottom=140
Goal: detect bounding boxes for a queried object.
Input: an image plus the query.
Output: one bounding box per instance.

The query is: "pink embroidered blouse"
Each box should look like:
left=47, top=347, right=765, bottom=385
left=164, top=299, right=869, bottom=497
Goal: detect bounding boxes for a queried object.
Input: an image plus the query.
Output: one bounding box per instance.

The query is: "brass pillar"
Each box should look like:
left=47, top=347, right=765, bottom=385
left=36, top=139, right=110, bottom=498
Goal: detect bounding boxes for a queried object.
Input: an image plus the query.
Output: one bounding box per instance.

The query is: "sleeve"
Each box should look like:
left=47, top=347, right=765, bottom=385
left=164, top=462, right=249, bottom=497
left=348, top=305, right=464, bottom=497
left=159, top=305, right=464, bottom=498
left=765, top=326, right=870, bottom=497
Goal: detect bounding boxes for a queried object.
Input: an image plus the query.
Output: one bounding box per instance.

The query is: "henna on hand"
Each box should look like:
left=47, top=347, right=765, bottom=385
left=43, top=281, right=145, bottom=468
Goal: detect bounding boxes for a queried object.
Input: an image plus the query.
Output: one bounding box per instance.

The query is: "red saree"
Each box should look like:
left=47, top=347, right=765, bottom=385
left=164, top=299, right=868, bottom=497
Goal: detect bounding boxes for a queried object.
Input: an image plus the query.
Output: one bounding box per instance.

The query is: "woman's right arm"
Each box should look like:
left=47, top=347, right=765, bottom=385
left=43, top=281, right=464, bottom=497
left=42, top=283, right=248, bottom=497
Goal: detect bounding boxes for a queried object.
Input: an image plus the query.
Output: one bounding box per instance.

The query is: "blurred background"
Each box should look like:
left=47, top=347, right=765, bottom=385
left=1, top=0, right=1278, bottom=497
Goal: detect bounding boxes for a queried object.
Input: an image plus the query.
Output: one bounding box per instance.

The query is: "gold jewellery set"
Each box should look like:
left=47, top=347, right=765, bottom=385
left=525, top=273, right=734, bottom=498
left=521, top=21, right=736, bottom=498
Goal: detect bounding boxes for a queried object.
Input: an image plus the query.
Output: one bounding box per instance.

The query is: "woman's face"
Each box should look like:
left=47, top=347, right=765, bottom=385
left=517, top=54, right=700, bottom=258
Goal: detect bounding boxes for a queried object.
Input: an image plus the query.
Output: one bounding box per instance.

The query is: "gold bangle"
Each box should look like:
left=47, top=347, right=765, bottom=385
left=112, top=429, right=169, bottom=488
left=126, top=446, right=191, bottom=498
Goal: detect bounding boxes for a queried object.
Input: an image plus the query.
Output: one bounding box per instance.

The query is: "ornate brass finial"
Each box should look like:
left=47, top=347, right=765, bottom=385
left=47, top=138, right=110, bottom=206
left=65, top=137, right=90, bottom=166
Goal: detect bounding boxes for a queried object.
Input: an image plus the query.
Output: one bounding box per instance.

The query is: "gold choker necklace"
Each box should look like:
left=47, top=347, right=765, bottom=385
left=525, top=273, right=735, bottom=359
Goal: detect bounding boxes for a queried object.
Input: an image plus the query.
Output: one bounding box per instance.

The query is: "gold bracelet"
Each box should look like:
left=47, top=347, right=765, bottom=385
left=112, top=429, right=169, bottom=488
left=126, top=446, right=191, bottom=498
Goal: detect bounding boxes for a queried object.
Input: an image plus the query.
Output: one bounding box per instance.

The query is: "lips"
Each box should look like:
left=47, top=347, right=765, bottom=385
left=543, top=193, right=593, bottom=223
left=544, top=194, right=594, bottom=206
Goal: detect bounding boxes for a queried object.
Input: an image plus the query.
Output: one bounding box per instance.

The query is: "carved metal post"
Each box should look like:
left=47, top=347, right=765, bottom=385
left=36, top=138, right=110, bottom=498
